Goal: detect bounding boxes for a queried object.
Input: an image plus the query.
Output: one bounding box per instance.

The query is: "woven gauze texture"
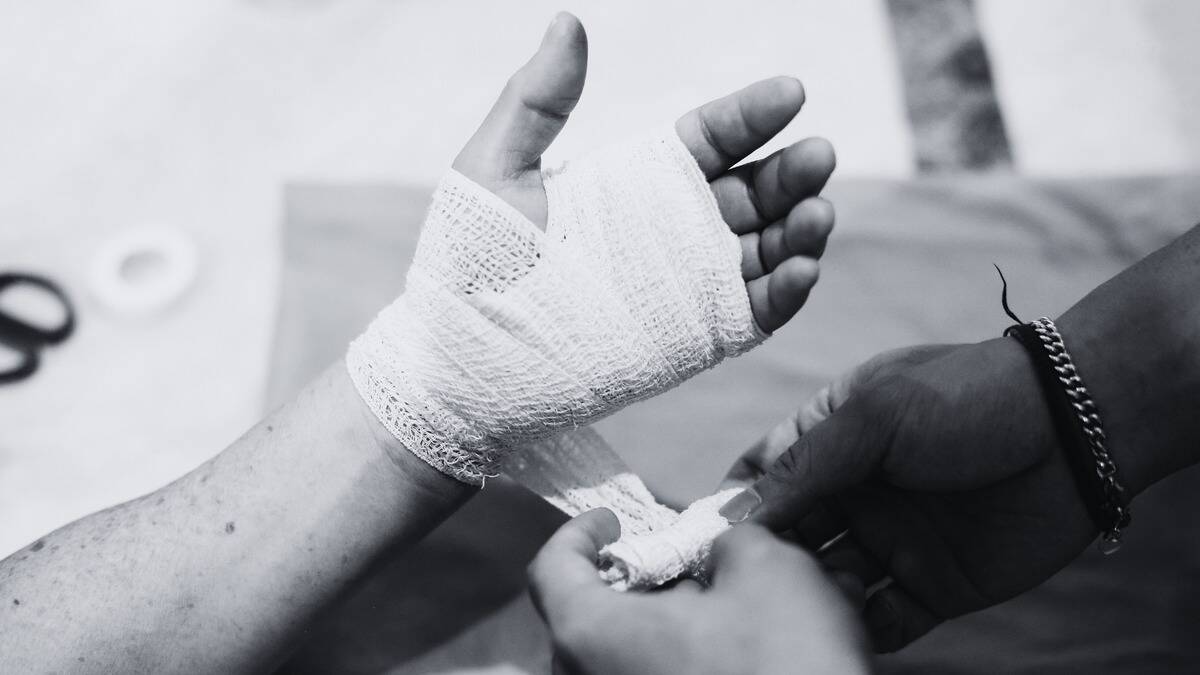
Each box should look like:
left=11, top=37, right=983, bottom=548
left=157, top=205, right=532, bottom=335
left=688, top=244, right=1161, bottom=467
left=599, top=488, right=740, bottom=591
left=503, top=427, right=680, bottom=538
left=506, top=431, right=737, bottom=590
left=346, top=128, right=763, bottom=484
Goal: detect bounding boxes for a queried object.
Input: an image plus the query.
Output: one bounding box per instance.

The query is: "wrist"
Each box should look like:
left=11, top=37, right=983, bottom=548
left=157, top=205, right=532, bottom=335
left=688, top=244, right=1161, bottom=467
left=330, top=363, right=476, bottom=508
left=1055, top=232, right=1200, bottom=495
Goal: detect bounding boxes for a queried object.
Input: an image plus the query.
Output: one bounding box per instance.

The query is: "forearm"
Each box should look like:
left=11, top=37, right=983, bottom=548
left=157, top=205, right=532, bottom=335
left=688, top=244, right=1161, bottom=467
left=0, top=364, right=472, bottom=674
left=1056, top=222, right=1200, bottom=495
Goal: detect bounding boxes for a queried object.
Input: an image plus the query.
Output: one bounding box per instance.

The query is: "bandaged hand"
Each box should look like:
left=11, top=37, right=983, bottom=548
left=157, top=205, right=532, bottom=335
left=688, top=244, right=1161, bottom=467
left=528, top=510, right=870, bottom=675
left=347, top=13, right=836, bottom=484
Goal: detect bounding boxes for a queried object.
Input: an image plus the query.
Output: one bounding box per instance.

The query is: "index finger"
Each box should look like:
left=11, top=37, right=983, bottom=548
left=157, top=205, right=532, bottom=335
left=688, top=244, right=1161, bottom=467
left=527, top=508, right=622, bottom=626
left=675, top=77, right=805, bottom=180
left=719, top=378, right=844, bottom=493
left=745, top=396, right=883, bottom=531
left=719, top=411, right=803, bottom=491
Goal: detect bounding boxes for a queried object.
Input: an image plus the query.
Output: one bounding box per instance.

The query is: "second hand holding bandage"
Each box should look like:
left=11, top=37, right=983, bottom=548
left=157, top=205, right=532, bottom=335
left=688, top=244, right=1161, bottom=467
left=348, top=128, right=766, bottom=589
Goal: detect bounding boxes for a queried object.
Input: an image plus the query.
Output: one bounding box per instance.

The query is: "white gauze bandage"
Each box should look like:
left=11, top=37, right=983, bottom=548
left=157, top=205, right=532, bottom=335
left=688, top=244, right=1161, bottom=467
left=505, top=428, right=740, bottom=590
left=347, top=128, right=765, bottom=589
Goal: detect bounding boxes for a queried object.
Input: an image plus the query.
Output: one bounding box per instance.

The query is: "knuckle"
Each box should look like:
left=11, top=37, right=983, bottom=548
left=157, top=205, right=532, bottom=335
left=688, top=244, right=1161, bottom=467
left=850, top=374, right=914, bottom=430
left=864, top=373, right=923, bottom=426
left=854, top=373, right=901, bottom=410
left=504, top=68, right=530, bottom=96
left=766, top=436, right=809, bottom=483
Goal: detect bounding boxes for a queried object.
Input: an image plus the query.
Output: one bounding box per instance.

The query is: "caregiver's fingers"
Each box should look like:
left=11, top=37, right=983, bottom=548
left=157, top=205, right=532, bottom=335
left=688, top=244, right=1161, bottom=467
left=528, top=509, right=621, bottom=625
left=746, top=394, right=888, bottom=531
left=835, top=484, right=991, bottom=626
left=454, top=13, right=587, bottom=188
left=864, top=583, right=941, bottom=653
left=820, top=533, right=887, bottom=589
left=676, top=76, right=805, bottom=180
left=719, top=411, right=803, bottom=490
left=747, top=256, right=819, bottom=333
left=830, top=569, right=867, bottom=610
left=714, top=137, right=836, bottom=235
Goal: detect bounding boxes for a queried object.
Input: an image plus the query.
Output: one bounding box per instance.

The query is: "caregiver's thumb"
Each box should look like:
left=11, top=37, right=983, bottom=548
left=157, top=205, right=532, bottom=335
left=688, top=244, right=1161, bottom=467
left=740, top=393, right=889, bottom=530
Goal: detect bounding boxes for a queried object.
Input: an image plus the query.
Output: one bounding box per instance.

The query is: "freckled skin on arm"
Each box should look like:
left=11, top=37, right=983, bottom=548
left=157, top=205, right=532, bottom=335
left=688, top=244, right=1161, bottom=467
left=0, top=365, right=473, bottom=674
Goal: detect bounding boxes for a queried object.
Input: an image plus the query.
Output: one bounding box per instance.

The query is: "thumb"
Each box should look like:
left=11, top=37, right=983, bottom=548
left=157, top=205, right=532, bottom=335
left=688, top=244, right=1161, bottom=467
left=721, top=345, right=951, bottom=494
left=527, top=509, right=620, bottom=626
left=454, top=13, right=587, bottom=186
left=744, top=394, right=888, bottom=531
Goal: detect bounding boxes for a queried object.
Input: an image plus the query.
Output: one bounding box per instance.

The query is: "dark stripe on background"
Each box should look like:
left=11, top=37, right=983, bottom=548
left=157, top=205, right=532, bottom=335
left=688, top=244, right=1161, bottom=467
left=886, top=0, right=1013, bottom=172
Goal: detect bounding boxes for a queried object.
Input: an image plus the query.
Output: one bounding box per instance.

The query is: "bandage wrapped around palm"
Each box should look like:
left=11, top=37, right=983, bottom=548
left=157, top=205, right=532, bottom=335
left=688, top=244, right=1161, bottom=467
left=346, top=14, right=834, bottom=589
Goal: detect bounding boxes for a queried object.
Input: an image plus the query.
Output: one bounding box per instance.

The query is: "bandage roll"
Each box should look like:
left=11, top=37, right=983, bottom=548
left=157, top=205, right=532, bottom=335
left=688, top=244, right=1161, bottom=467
left=88, top=227, right=198, bottom=315
left=598, top=488, right=740, bottom=591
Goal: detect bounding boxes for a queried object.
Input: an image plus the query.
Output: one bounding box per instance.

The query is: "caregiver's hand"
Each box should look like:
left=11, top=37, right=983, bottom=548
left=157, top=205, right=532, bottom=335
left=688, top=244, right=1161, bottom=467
left=723, top=217, right=1200, bottom=652
left=528, top=510, right=870, bottom=675
left=722, top=339, right=1101, bottom=652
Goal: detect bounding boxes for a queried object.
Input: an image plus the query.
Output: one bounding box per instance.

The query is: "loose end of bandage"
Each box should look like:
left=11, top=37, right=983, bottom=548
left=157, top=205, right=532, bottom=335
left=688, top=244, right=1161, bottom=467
left=597, top=558, right=634, bottom=592
left=595, top=488, right=741, bottom=592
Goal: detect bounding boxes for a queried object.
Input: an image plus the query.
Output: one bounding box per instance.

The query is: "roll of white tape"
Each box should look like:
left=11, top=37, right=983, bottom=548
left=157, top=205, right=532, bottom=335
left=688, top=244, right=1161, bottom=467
left=88, top=227, right=199, bottom=315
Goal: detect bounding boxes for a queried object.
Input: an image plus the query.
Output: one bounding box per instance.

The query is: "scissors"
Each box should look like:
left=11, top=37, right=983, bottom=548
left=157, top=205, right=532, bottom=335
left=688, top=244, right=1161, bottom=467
left=0, top=272, right=76, bottom=385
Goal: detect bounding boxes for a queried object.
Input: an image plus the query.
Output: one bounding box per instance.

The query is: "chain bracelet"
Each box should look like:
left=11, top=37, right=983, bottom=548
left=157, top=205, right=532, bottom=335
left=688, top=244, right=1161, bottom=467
left=1028, top=317, right=1131, bottom=552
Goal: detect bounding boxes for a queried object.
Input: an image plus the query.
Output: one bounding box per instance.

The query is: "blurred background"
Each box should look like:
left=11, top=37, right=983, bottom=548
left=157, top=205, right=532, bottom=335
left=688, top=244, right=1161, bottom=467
left=2, top=2, right=1200, bottom=672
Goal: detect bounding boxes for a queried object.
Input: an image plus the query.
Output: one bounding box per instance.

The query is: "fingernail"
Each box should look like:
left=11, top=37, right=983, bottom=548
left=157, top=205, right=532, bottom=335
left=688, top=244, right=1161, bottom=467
left=718, top=488, right=762, bottom=523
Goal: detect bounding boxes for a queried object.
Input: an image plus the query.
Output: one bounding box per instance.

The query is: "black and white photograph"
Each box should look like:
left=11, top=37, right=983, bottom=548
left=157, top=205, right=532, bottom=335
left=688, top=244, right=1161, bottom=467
left=2, top=1, right=1199, bottom=672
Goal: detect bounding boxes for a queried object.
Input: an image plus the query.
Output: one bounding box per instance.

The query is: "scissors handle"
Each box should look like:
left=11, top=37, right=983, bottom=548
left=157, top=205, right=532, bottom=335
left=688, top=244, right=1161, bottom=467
left=0, top=272, right=75, bottom=384
left=0, top=273, right=76, bottom=347
left=0, top=344, right=37, bottom=384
